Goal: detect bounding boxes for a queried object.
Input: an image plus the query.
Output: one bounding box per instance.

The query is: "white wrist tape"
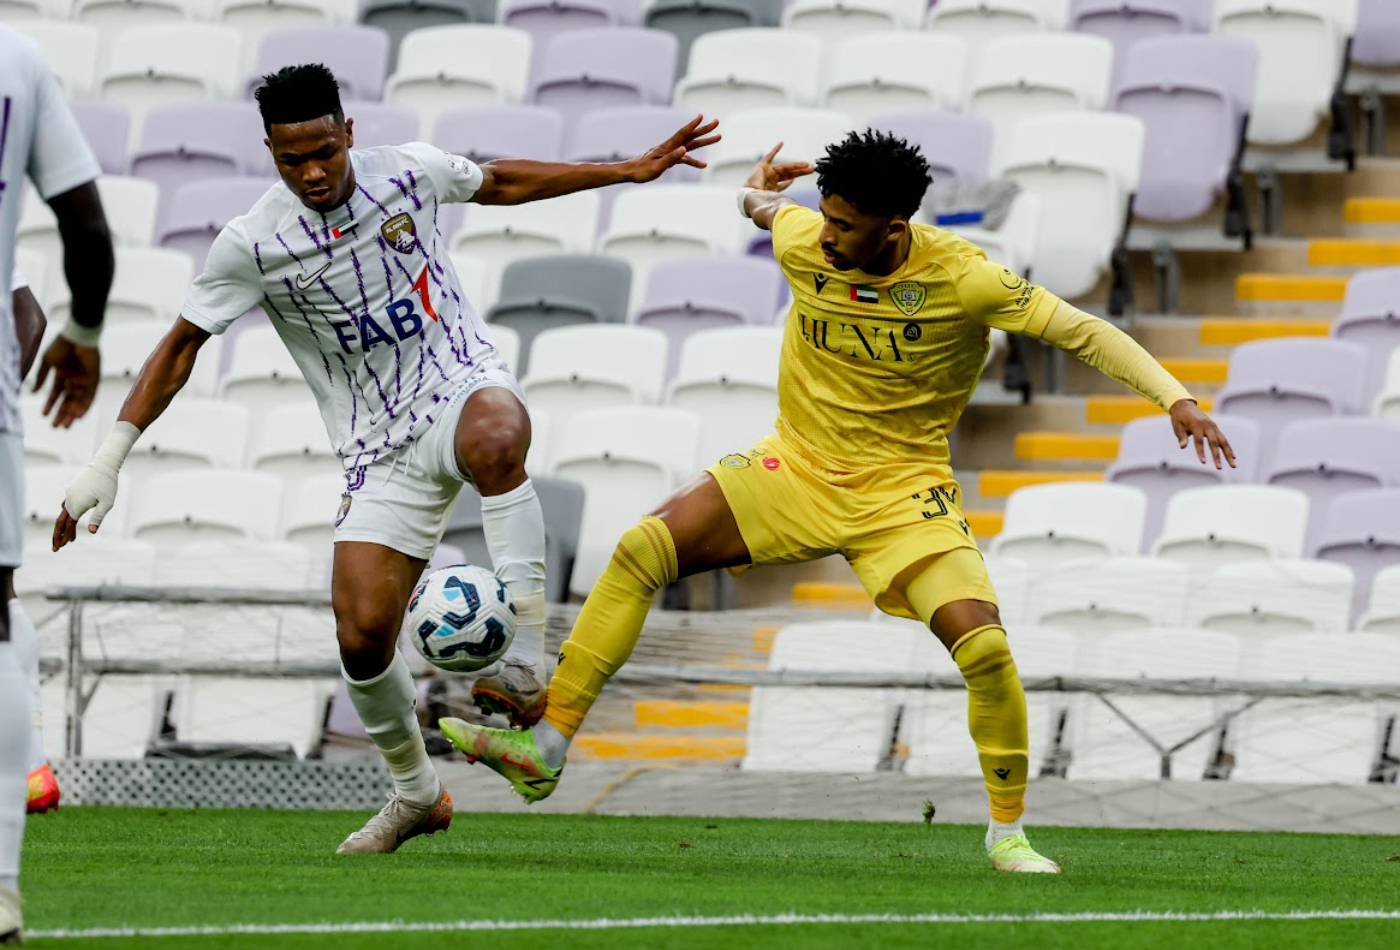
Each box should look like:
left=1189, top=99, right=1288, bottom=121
left=96, top=422, right=141, bottom=470
left=63, top=422, right=140, bottom=528
left=60, top=321, right=102, bottom=348
left=737, top=187, right=758, bottom=219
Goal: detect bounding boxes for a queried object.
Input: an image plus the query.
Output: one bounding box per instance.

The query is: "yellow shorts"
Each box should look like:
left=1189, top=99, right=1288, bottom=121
left=707, top=433, right=997, bottom=623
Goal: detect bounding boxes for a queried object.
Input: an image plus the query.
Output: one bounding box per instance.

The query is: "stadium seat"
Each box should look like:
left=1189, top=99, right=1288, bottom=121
left=1215, top=339, right=1370, bottom=460
left=99, top=321, right=221, bottom=405
left=130, top=101, right=269, bottom=209
left=244, top=25, right=391, bottom=102
left=277, top=472, right=344, bottom=582
left=500, top=0, right=641, bottom=57
left=385, top=25, right=533, bottom=135
left=1355, top=563, right=1400, bottom=634
left=1214, top=0, right=1355, bottom=147
left=819, top=33, right=970, bottom=123
left=360, top=0, right=498, bottom=71
left=69, top=99, right=131, bottom=176
left=566, top=105, right=703, bottom=182
left=968, top=33, right=1114, bottom=171
left=868, top=111, right=993, bottom=182
left=522, top=324, right=669, bottom=461
left=1070, top=0, right=1214, bottom=83
left=170, top=676, right=333, bottom=759
left=130, top=470, right=285, bottom=574
left=75, top=0, right=196, bottom=29
left=1028, top=555, right=1190, bottom=631
left=218, top=323, right=318, bottom=426
left=485, top=254, right=631, bottom=374
left=13, top=538, right=157, bottom=630
left=782, top=0, right=926, bottom=45
left=925, top=0, right=1062, bottom=49
left=96, top=25, right=244, bottom=148
left=905, top=624, right=1078, bottom=779
left=43, top=247, right=192, bottom=330
left=996, top=113, right=1144, bottom=304
left=1071, top=627, right=1242, bottom=781
left=632, top=255, right=784, bottom=377
left=0, top=0, right=64, bottom=18
left=745, top=620, right=921, bottom=773
left=1152, top=484, right=1310, bottom=574
left=643, top=0, right=784, bottom=80
left=154, top=539, right=313, bottom=590
left=19, top=176, right=160, bottom=269
left=1332, top=267, right=1400, bottom=404
left=551, top=406, right=700, bottom=593
left=1231, top=632, right=1400, bottom=784
left=701, top=108, right=848, bottom=188
left=672, top=28, right=824, bottom=118
left=247, top=402, right=340, bottom=492
left=448, top=251, right=493, bottom=313
left=1311, top=488, right=1400, bottom=620
left=990, top=483, right=1148, bottom=568
left=73, top=677, right=171, bottom=760
left=18, top=397, right=96, bottom=468
left=432, top=105, right=564, bottom=164
left=665, top=326, right=783, bottom=466
left=1188, top=559, right=1355, bottom=647
left=441, top=474, right=585, bottom=602
left=121, top=399, right=252, bottom=496
left=982, top=555, right=1032, bottom=627
left=157, top=178, right=277, bottom=271
left=340, top=100, right=418, bottom=147
left=216, top=0, right=341, bottom=74
left=12, top=22, right=102, bottom=98
left=1377, top=349, right=1400, bottom=421
left=449, top=191, right=600, bottom=287
left=1264, top=418, right=1400, bottom=551
left=937, top=190, right=1042, bottom=280
left=529, top=28, right=678, bottom=136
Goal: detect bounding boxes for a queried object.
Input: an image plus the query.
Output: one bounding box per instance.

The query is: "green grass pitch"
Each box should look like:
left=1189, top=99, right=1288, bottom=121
left=19, top=808, right=1400, bottom=948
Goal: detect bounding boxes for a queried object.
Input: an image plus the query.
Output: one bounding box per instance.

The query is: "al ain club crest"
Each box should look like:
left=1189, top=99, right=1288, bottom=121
left=381, top=212, right=417, bottom=255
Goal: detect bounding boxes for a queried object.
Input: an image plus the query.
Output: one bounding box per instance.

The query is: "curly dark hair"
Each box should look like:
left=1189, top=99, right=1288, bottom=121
left=815, top=129, right=932, bottom=220
left=254, top=63, right=343, bottom=133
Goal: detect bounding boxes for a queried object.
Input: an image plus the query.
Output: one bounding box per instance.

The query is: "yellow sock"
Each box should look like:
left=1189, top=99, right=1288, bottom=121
left=951, top=624, right=1029, bottom=823
left=543, top=516, right=678, bottom=738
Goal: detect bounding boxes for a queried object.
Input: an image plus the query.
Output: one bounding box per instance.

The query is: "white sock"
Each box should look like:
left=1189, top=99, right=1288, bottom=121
left=0, top=642, right=29, bottom=892
left=987, top=817, right=1025, bottom=849
left=9, top=599, right=44, bottom=772
left=343, top=653, right=439, bottom=805
left=480, top=479, right=547, bottom=677
left=532, top=720, right=570, bottom=770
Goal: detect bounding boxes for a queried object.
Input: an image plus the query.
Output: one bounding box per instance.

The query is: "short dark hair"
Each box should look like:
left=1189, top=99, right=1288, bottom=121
left=815, top=129, right=932, bottom=220
left=255, top=63, right=343, bottom=133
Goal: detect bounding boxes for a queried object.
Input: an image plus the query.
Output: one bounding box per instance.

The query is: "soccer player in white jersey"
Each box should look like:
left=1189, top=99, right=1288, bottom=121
left=53, top=64, right=719, bottom=855
left=1, top=23, right=115, bottom=943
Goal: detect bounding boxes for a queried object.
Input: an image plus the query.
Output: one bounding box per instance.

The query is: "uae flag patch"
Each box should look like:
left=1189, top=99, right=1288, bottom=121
left=850, top=285, right=878, bottom=304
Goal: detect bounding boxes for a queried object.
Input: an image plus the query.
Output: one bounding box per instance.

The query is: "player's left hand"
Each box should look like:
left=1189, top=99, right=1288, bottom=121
left=1170, top=398, right=1236, bottom=470
left=33, top=336, right=101, bottom=429
left=627, top=115, right=721, bottom=182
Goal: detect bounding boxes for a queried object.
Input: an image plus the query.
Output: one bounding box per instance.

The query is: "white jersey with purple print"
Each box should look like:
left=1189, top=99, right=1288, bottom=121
left=182, top=142, right=496, bottom=470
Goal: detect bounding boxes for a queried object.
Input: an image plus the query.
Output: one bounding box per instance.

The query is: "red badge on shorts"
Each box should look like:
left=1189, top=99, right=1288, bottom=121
left=762, top=456, right=780, bottom=470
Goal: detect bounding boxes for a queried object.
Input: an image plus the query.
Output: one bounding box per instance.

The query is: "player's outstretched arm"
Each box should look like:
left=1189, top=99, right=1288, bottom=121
left=739, top=142, right=815, bottom=231
left=471, top=115, right=720, bottom=206
left=51, top=317, right=212, bottom=551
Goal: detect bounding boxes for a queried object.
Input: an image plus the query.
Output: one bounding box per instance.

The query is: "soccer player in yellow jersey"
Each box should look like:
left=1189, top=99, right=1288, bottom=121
left=441, top=130, right=1236, bottom=873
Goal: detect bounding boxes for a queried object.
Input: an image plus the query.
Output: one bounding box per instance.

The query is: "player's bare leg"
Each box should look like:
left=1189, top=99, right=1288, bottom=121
left=334, top=543, right=451, bottom=854
left=0, top=568, right=30, bottom=942
left=926, top=596, right=1060, bottom=874
left=454, top=386, right=549, bottom=727
left=441, top=473, right=750, bottom=801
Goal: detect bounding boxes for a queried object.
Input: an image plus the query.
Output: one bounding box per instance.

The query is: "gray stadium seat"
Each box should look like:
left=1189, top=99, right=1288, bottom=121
left=644, top=0, right=783, bottom=79
left=359, top=0, right=499, bottom=71
left=485, top=255, right=631, bottom=375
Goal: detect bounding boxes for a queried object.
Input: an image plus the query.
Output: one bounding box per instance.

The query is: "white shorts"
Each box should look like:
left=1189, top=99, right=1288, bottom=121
left=0, top=431, right=23, bottom=569
left=332, top=361, right=527, bottom=560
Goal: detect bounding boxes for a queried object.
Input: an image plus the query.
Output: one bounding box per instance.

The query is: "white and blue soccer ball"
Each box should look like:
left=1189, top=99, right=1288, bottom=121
left=406, top=565, right=516, bottom=673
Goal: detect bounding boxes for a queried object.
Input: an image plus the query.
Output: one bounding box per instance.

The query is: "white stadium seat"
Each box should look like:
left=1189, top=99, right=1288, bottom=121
left=73, top=677, right=172, bottom=759
left=820, top=34, right=970, bottom=124
left=215, top=0, right=340, bottom=73
left=385, top=26, right=533, bottom=135
left=95, top=321, right=222, bottom=427
left=122, top=399, right=251, bottom=494
left=744, top=620, right=922, bottom=773
left=1029, top=556, right=1190, bottom=632
left=45, top=247, right=193, bottom=328
left=11, top=22, right=102, bottom=97
left=665, top=326, right=782, bottom=467
left=278, top=473, right=344, bottom=583
left=448, top=252, right=492, bottom=315
left=130, top=471, right=284, bottom=568
left=673, top=28, right=824, bottom=119
left=940, top=191, right=1041, bottom=280
left=552, top=406, right=700, bottom=594
left=1188, top=559, right=1355, bottom=642
left=925, top=0, right=1063, bottom=50
left=991, top=483, right=1148, bottom=568
left=171, top=676, right=331, bottom=758
left=76, top=0, right=196, bottom=30
left=782, top=0, right=926, bottom=44
left=14, top=538, right=158, bottom=630
left=1152, top=485, right=1310, bottom=574
left=19, top=176, right=160, bottom=269
left=154, top=539, right=313, bottom=590
left=0, top=0, right=66, bottom=19
left=982, top=554, right=1031, bottom=628
left=702, top=108, right=849, bottom=188
left=247, top=402, right=339, bottom=492
left=487, top=322, right=520, bottom=375
left=1372, top=348, right=1400, bottom=422
left=218, top=323, right=318, bottom=426
left=1357, top=564, right=1400, bottom=635
left=449, top=191, right=600, bottom=282
left=20, top=396, right=97, bottom=467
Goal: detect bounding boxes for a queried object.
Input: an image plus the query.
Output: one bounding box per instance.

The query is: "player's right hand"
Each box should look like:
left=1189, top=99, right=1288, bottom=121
left=52, top=461, right=120, bottom=551
left=33, top=337, right=101, bottom=429
left=745, top=142, right=815, bottom=193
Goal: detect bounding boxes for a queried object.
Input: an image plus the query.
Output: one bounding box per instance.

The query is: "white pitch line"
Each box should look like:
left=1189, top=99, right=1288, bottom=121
left=29, top=909, right=1400, bottom=940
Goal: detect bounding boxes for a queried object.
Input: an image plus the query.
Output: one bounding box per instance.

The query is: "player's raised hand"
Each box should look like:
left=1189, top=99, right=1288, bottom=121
left=1171, top=398, right=1237, bottom=470
left=745, top=142, right=815, bottom=193
left=628, top=115, right=721, bottom=182
left=33, top=336, right=100, bottom=429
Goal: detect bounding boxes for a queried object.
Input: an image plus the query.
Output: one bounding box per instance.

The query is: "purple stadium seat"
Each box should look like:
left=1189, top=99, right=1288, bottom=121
left=69, top=99, right=130, bottom=176
left=631, top=255, right=785, bottom=378
left=245, top=25, right=391, bottom=103
left=130, top=102, right=268, bottom=211
left=1331, top=267, right=1400, bottom=404
left=502, top=0, right=643, bottom=73
left=432, top=105, right=565, bottom=163
left=529, top=28, right=678, bottom=137
left=865, top=111, right=994, bottom=182
left=567, top=105, right=699, bottom=176
left=1070, top=0, right=1211, bottom=83
left=1216, top=338, right=1368, bottom=460
left=746, top=182, right=821, bottom=257
left=342, top=101, right=418, bottom=148
left=1110, top=35, right=1257, bottom=222
left=1265, top=418, right=1400, bottom=552
left=158, top=178, right=277, bottom=272
left=1312, top=488, right=1400, bottom=618
left=1352, top=0, right=1400, bottom=69
left=1104, top=413, right=1261, bottom=550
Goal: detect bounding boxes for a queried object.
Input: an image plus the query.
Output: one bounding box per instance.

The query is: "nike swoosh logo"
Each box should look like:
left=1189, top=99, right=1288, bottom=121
left=295, top=260, right=332, bottom=291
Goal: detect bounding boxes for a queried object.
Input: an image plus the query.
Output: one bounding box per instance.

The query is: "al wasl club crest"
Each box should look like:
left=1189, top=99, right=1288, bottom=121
left=381, top=212, right=417, bottom=254
left=891, top=281, right=926, bottom=317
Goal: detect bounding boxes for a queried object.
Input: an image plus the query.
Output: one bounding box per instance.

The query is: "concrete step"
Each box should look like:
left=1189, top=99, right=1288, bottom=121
left=1307, top=238, right=1400, bottom=269
left=1014, top=432, right=1120, bottom=462
left=1235, top=273, right=1349, bottom=317
left=634, top=700, right=748, bottom=731
left=1084, top=395, right=1215, bottom=425
left=978, top=469, right=1103, bottom=498
left=966, top=510, right=1003, bottom=539
left=1196, top=319, right=1331, bottom=346
left=572, top=734, right=746, bottom=762
left=1343, top=197, right=1400, bottom=239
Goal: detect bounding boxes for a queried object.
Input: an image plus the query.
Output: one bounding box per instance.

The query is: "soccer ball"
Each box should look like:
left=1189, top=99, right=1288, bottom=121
left=406, top=565, right=516, bottom=673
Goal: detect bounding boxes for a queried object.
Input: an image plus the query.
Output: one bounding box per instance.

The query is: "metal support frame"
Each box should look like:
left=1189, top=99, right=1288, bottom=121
left=1151, top=241, right=1182, bottom=315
